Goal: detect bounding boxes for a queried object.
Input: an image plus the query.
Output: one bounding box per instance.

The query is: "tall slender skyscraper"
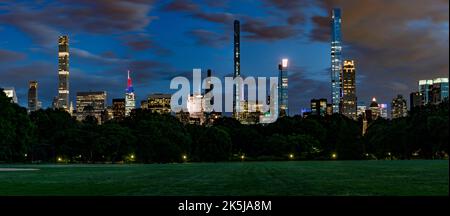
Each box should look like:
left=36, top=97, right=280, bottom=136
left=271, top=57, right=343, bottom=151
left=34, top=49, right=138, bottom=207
left=340, top=60, right=357, bottom=119
left=278, top=59, right=289, bottom=117
left=125, top=70, right=136, bottom=116
left=57, top=35, right=70, bottom=112
left=28, top=81, right=39, bottom=112
left=233, top=20, right=241, bottom=119
left=331, top=8, right=343, bottom=113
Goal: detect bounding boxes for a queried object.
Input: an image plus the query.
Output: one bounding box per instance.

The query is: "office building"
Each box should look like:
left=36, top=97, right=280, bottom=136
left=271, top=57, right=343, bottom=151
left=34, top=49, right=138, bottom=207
left=340, top=60, right=357, bottom=119
left=112, top=98, right=125, bottom=121
left=147, top=93, right=171, bottom=114
left=331, top=8, right=343, bottom=113
left=430, top=78, right=449, bottom=104
left=278, top=59, right=289, bottom=117
left=391, top=95, right=407, bottom=119
left=409, top=92, right=423, bottom=110
left=311, top=98, right=327, bottom=116
left=2, top=87, right=18, bottom=103
left=76, top=91, right=107, bottom=122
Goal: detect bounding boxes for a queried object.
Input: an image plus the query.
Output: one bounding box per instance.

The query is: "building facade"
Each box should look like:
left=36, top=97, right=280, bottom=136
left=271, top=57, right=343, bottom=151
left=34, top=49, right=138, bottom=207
left=57, top=35, right=70, bottom=112
left=331, top=8, right=343, bottom=113
left=76, top=91, right=107, bottom=122
left=2, top=87, right=18, bottom=103
left=369, top=97, right=380, bottom=121
left=409, top=92, right=423, bottom=110
left=112, top=98, right=125, bottom=121
left=391, top=95, right=407, bottom=119
left=147, top=93, right=171, bottom=114
left=278, top=59, right=289, bottom=117
left=340, top=60, right=357, bottom=119
left=28, top=81, right=40, bottom=112
left=311, top=98, right=328, bottom=116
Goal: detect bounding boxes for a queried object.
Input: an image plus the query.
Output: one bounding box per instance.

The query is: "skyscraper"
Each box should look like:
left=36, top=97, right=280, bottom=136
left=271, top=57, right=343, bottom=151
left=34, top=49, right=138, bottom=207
left=57, top=35, right=70, bottom=112
left=233, top=20, right=241, bottom=119
left=125, top=70, right=135, bottom=116
left=340, top=60, right=357, bottom=119
left=28, top=81, right=39, bottom=112
left=331, top=8, right=343, bottom=114
left=391, top=95, right=407, bottom=119
left=369, top=97, right=380, bottom=121
left=278, top=59, right=289, bottom=117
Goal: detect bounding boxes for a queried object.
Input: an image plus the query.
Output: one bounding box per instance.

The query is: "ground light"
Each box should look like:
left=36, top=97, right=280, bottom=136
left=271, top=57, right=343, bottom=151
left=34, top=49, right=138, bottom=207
left=57, top=157, right=62, bottom=162
left=130, top=154, right=135, bottom=159
left=182, top=155, right=187, bottom=161
left=331, top=153, right=337, bottom=159
left=240, top=155, right=245, bottom=161
left=289, top=154, right=294, bottom=159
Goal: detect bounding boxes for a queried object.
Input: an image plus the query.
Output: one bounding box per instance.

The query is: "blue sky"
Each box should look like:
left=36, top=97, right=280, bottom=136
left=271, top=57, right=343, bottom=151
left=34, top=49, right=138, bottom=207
left=0, top=0, right=448, bottom=114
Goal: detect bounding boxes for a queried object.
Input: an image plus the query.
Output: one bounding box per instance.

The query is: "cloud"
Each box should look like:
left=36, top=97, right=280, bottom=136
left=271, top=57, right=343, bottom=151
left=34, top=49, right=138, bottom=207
left=71, top=48, right=129, bottom=64
left=163, top=0, right=301, bottom=42
left=0, top=0, right=157, bottom=46
left=187, top=29, right=230, bottom=47
left=0, top=49, right=26, bottom=63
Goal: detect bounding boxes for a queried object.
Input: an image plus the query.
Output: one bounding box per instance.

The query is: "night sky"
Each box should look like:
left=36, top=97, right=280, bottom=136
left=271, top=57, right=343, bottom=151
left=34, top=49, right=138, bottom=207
left=0, top=0, right=448, bottom=114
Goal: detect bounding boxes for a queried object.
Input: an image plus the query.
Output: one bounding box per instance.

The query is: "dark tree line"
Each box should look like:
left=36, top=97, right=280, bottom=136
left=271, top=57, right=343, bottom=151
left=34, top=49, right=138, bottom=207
left=0, top=89, right=448, bottom=163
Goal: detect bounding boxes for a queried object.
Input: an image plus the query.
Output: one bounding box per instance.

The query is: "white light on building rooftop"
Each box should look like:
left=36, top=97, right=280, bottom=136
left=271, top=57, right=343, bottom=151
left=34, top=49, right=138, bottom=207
left=282, top=59, right=288, bottom=68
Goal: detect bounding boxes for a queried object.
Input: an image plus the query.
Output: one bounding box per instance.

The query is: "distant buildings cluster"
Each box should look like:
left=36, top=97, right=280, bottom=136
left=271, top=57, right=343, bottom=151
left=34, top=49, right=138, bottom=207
left=1, top=8, right=448, bottom=127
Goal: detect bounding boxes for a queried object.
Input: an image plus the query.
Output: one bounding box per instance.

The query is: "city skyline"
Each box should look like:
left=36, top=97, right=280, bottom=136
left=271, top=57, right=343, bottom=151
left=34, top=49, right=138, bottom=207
left=0, top=0, right=448, bottom=115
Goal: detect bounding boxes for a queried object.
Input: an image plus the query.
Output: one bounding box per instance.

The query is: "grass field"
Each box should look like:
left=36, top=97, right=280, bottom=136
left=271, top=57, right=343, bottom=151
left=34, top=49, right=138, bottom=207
left=0, top=160, right=448, bottom=196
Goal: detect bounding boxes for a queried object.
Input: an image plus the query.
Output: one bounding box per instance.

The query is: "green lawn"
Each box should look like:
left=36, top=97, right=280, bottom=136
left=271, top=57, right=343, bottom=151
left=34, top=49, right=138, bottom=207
left=0, top=160, right=448, bottom=196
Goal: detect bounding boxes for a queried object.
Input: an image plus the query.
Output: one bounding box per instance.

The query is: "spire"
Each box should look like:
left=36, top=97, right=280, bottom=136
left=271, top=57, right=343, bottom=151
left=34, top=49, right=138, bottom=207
left=126, top=70, right=134, bottom=93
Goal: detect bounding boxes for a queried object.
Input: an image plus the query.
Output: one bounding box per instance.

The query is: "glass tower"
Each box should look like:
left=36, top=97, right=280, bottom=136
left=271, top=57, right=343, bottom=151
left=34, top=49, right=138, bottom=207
left=331, top=8, right=342, bottom=113
left=125, top=70, right=136, bottom=116
left=278, top=59, right=289, bottom=117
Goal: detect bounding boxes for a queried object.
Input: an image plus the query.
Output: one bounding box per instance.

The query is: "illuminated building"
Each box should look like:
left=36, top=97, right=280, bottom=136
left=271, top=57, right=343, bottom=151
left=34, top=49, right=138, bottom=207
left=379, top=103, right=388, bottom=119
left=391, top=95, right=407, bottom=119
left=76, top=91, right=107, bottom=122
left=278, top=59, right=289, bottom=117
left=28, top=81, right=41, bottom=112
left=101, top=106, right=114, bottom=123
left=140, top=100, right=148, bottom=109
left=310, top=98, right=327, bottom=116
left=340, top=60, right=357, bottom=119
left=125, top=70, right=135, bottom=116
left=357, top=101, right=367, bottom=117
left=331, top=8, right=343, bottom=113
left=233, top=20, right=241, bottom=119
left=326, top=104, right=333, bottom=116
left=112, top=98, right=125, bottom=121
left=2, top=87, right=18, bottom=103
left=369, top=97, right=380, bottom=120
left=419, top=79, right=433, bottom=105
left=430, top=78, right=449, bottom=104
left=204, top=69, right=222, bottom=125
left=147, top=93, right=171, bottom=114
left=187, top=94, right=205, bottom=125
left=56, top=35, right=70, bottom=112
left=409, top=92, right=423, bottom=109
left=239, top=100, right=264, bottom=125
